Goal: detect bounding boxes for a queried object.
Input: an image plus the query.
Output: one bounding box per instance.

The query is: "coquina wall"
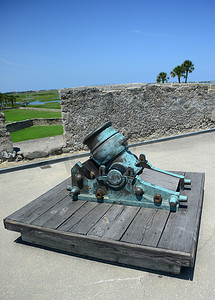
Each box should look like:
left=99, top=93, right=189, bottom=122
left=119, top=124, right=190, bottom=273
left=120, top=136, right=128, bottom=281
left=59, top=83, right=215, bottom=152
left=0, top=112, right=13, bottom=159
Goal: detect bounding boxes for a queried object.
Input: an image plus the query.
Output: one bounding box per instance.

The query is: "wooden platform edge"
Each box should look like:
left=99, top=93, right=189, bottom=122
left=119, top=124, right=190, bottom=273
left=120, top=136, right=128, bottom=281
left=4, top=218, right=192, bottom=275
left=190, top=173, right=205, bottom=266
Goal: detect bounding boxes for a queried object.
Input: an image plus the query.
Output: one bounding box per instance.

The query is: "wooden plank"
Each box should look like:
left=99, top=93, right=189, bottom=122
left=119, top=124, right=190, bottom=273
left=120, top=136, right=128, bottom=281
left=70, top=203, right=112, bottom=235
left=121, top=208, right=169, bottom=247
left=21, top=232, right=181, bottom=275
left=3, top=171, right=204, bottom=274
left=101, top=206, right=140, bottom=241
left=22, top=193, right=69, bottom=225
left=140, top=169, right=180, bottom=191
left=31, top=196, right=86, bottom=228
left=4, top=220, right=191, bottom=269
left=6, top=178, right=71, bottom=223
left=57, top=201, right=98, bottom=232
left=189, top=173, right=205, bottom=262
left=88, top=204, right=128, bottom=238
left=158, top=172, right=205, bottom=261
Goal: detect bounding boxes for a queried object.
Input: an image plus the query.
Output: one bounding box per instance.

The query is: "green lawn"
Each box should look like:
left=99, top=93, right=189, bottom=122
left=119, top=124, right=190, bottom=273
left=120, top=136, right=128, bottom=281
left=3, top=91, right=63, bottom=142
left=15, top=89, right=60, bottom=103
left=4, top=109, right=61, bottom=124
left=27, top=102, right=61, bottom=109
left=3, top=89, right=61, bottom=109
left=10, top=125, right=63, bottom=142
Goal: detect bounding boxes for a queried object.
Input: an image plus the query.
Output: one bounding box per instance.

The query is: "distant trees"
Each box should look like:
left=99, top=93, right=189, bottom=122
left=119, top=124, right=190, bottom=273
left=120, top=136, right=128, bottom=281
left=8, top=95, right=17, bottom=108
left=170, top=65, right=185, bottom=83
left=182, top=60, right=195, bottom=83
left=156, top=72, right=169, bottom=83
left=156, top=60, right=195, bottom=84
left=0, top=93, right=4, bottom=109
left=0, top=93, right=17, bottom=109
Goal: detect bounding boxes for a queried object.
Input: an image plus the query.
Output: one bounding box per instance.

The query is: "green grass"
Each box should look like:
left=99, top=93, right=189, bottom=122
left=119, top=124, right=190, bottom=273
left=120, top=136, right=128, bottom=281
left=10, top=125, right=63, bottom=142
left=8, top=90, right=60, bottom=109
left=3, top=90, right=63, bottom=142
left=4, top=109, right=61, bottom=124
left=15, top=89, right=59, bottom=102
left=13, top=89, right=61, bottom=109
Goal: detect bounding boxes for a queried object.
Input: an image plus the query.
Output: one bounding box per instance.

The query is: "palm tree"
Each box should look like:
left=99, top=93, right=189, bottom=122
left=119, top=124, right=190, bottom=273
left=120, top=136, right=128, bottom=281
left=182, top=60, right=194, bottom=83
left=170, top=65, right=185, bottom=83
left=8, top=95, right=16, bottom=108
left=0, top=93, right=8, bottom=109
left=156, top=72, right=169, bottom=83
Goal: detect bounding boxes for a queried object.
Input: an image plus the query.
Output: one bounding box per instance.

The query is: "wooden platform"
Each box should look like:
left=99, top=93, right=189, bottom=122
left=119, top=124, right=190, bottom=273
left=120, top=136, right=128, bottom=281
left=4, top=171, right=204, bottom=275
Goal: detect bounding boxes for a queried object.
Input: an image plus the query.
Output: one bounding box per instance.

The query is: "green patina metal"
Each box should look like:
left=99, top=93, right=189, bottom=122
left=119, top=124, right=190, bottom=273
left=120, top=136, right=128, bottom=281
left=68, top=121, right=191, bottom=211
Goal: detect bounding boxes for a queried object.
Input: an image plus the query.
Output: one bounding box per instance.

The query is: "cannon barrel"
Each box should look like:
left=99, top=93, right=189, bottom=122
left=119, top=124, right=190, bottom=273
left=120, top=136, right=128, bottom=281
left=84, top=121, right=142, bottom=175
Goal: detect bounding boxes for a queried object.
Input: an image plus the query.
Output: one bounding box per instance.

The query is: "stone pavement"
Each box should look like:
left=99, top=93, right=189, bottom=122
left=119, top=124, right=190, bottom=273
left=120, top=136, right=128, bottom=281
left=13, top=135, right=64, bottom=160
left=1, top=131, right=215, bottom=300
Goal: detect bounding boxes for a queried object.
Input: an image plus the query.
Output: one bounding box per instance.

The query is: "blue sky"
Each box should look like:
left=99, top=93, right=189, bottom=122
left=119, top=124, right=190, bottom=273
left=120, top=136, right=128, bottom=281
left=1, top=0, right=214, bottom=92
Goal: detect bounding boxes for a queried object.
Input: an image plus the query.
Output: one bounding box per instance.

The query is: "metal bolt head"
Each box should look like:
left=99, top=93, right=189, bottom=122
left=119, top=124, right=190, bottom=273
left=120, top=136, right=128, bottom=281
left=71, top=186, right=80, bottom=196
left=169, top=195, right=179, bottom=207
left=169, top=201, right=176, bottom=207
left=70, top=186, right=80, bottom=201
left=96, top=189, right=104, bottom=199
left=135, top=187, right=144, bottom=195
left=66, top=185, right=72, bottom=191
left=75, top=174, right=83, bottom=183
left=154, top=193, right=162, bottom=204
left=139, top=154, right=146, bottom=162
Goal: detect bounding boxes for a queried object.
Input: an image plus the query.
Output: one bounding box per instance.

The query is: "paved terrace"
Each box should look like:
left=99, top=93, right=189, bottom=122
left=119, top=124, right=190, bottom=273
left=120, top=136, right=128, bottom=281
left=1, top=131, right=215, bottom=300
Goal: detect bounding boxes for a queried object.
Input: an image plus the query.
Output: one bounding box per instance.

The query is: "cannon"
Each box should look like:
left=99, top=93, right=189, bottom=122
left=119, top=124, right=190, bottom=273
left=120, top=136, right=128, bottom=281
left=67, top=121, right=191, bottom=211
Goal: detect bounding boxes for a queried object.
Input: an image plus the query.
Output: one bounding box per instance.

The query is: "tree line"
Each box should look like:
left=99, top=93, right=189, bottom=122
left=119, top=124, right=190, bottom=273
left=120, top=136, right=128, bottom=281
left=0, top=93, right=17, bottom=110
left=156, top=60, right=194, bottom=84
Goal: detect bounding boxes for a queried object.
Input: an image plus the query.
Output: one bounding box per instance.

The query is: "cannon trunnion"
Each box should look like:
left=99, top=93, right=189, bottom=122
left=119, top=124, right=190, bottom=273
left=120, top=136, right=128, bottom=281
left=68, top=122, right=191, bottom=211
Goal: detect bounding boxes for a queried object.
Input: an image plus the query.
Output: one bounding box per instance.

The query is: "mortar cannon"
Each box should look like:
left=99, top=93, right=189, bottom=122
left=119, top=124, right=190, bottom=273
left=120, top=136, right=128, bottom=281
left=67, top=122, right=191, bottom=211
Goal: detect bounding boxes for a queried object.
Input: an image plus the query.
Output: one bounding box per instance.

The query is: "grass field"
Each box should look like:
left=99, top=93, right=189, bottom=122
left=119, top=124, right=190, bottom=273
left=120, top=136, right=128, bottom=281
left=4, top=109, right=61, bottom=123
left=4, top=90, right=63, bottom=142
left=15, top=89, right=59, bottom=102
left=13, top=89, right=61, bottom=109
left=10, top=125, right=63, bottom=142
left=28, top=102, right=61, bottom=109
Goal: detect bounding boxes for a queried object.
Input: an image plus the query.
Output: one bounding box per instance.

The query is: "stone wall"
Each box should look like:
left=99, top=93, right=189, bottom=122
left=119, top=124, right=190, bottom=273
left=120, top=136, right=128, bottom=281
left=33, top=118, right=62, bottom=126
left=59, top=83, right=215, bottom=152
left=0, top=112, right=14, bottom=159
left=7, top=119, right=33, bottom=132
left=6, top=118, right=62, bottom=133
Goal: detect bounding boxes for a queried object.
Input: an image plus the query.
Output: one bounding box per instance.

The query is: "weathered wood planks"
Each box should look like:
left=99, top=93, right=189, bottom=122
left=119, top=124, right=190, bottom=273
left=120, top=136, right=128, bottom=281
left=4, top=172, right=205, bottom=275
left=158, top=172, right=205, bottom=265
left=121, top=208, right=169, bottom=247
left=6, top=178, right=71, bottom=223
